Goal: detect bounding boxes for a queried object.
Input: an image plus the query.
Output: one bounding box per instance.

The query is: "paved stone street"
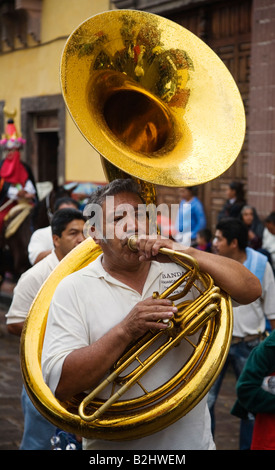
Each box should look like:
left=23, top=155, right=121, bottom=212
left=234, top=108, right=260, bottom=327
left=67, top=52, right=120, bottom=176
left=0, top=292, right=24, bottom=451
left=0, top=282, right=240, bottom=451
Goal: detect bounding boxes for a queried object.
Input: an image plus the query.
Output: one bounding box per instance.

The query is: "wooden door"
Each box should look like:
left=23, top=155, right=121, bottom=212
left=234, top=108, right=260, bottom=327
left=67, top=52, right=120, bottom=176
left=167, top=0, right=251, bottom=233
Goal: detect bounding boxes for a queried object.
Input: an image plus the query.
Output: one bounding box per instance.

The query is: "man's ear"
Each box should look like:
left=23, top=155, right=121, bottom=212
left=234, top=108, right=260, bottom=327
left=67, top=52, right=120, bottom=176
left=91, top=226, right=101, bottom=244
left=84, top=222, right=102, bottom=244
left=230, top=238, right=238, bottom=249
left=52, top=234, right=60, bottom=248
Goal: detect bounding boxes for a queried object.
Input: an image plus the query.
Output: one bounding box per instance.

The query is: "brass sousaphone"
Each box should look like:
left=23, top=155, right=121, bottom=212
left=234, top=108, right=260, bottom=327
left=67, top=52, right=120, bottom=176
left=20, top=10, right=245, bottom=440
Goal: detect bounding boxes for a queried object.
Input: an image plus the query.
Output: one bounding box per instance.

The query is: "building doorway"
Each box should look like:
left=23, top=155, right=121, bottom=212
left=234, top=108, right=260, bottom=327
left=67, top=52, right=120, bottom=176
left=33, top=112, right=59, bottom=184
left=36, top=131, right=58, bottom=183
left=21, top=94, right=65, bottom=186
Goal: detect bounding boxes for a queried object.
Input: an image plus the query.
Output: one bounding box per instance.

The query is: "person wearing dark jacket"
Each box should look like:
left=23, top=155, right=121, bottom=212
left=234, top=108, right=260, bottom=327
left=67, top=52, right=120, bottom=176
left=240, top=205, right=264, bottom=251
left=231, top=330, right=275, bottom=450
left=218, top=181, right=246, bottom=221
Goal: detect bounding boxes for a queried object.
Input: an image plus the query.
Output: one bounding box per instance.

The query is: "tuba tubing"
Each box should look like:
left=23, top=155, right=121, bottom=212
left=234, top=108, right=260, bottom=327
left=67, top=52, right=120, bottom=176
left=78, top=235, right=217, bottom=422
left=21, top=236, right=233, bottom=440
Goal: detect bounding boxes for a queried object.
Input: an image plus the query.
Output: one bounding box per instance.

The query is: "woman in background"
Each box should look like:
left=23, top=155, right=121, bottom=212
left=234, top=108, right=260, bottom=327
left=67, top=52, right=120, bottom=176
left=240, top=205, right=264, bottom=250
left=218, top=181, right=246, bottom=221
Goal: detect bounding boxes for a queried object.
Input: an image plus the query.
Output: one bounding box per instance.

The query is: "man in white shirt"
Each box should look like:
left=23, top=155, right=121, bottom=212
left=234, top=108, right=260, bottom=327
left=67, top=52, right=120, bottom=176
left=27, top=196, right=79, bottom=265
left=208, top=217, right=275, bottom=450
left=41, top=178, right=261, bottom=451
left=6, top=208, right=86, bottom=448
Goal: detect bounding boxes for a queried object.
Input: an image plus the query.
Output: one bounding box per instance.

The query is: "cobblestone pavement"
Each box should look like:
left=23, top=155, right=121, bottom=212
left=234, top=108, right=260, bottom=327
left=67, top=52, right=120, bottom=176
left=0, top=281, right=240, bottom=451
left=0, top=287, right=24, bottom=451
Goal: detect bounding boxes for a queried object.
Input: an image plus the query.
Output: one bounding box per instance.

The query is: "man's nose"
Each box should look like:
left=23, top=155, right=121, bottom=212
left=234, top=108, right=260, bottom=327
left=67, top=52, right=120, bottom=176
left=124, top=215, right=138, bottom=234
left=77, top=232, right=85, bottom=243
left=212, top=237, right=218, bottom=246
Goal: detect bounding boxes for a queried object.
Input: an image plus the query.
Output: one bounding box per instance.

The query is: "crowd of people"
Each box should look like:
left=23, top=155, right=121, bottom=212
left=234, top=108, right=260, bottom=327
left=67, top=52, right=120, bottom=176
left=1, top=122, right=274, bottom=452
left=174, top=180, right=275, bottom=450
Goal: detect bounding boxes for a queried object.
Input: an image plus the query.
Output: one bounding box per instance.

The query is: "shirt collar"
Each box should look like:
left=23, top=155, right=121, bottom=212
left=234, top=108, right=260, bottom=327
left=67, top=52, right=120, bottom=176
left=82, top=253, right=163, bottom=289
left=48, top=250, right=61, bottom=268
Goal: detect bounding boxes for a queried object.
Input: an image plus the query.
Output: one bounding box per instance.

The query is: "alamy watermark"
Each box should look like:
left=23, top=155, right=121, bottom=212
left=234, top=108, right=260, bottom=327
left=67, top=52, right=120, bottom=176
left=83, top=196, right=192, bottom=247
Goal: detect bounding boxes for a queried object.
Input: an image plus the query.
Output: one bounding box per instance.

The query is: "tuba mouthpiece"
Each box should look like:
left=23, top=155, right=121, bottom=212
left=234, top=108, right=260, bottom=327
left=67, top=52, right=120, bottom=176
left=128, top=235, right=139, bottom=252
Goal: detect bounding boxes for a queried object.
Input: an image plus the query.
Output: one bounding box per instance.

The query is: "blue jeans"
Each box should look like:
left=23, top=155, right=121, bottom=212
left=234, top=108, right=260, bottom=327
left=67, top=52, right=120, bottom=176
left=207, top=338, right=261, bottom=450
left=20, top=386, right=56, bottom=450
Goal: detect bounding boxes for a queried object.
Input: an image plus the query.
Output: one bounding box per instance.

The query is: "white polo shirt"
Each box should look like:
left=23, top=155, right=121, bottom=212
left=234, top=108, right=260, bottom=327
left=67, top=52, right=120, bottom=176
left=42, top=255, right=215, bottom=450
left=28, top=225, right=54, bottom=265
left=6, top=251, right=59, bottom=325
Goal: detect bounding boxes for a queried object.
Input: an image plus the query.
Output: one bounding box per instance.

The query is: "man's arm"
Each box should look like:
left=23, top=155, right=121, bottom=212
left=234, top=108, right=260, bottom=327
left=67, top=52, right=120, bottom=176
left=187, top=245, right=261, bottom=304
left=6, top=270, right=41, bottom=336
left=28, top=227, right=53, bottom=265
left=136, top=236, right=262, bottom=305
left=7, top=321, right=24, bottom=336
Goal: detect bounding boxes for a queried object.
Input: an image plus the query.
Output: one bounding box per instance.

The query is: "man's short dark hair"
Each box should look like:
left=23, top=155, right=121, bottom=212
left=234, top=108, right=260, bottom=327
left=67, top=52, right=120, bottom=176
left=87, top=178, right=144, bottom=207
left=51, top=208, right=86, bottom=237
left=216, top=217, right=248, bottom=250
left=54, top=197, right=79, bottom=212
left=265, top=211, right=275, bottom=225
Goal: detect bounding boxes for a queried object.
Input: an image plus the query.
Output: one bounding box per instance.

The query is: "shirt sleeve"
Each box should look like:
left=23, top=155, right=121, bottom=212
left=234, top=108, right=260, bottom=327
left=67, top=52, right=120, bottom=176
left=7, top=185, right=19, bottom=200
left=41, top=275, right=90, bottom=395
left=6, top=179, right=36, bottom=200
left=28, top=227, right=54, bottom=265
left=24, top=179, right=36, bottom=194
left=5, top=272, right=40, bottom=324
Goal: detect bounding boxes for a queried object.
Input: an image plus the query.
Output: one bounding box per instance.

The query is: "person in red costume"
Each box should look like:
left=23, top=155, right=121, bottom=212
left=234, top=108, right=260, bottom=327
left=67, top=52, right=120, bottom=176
left=0, top=118, right=37, bottom=231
